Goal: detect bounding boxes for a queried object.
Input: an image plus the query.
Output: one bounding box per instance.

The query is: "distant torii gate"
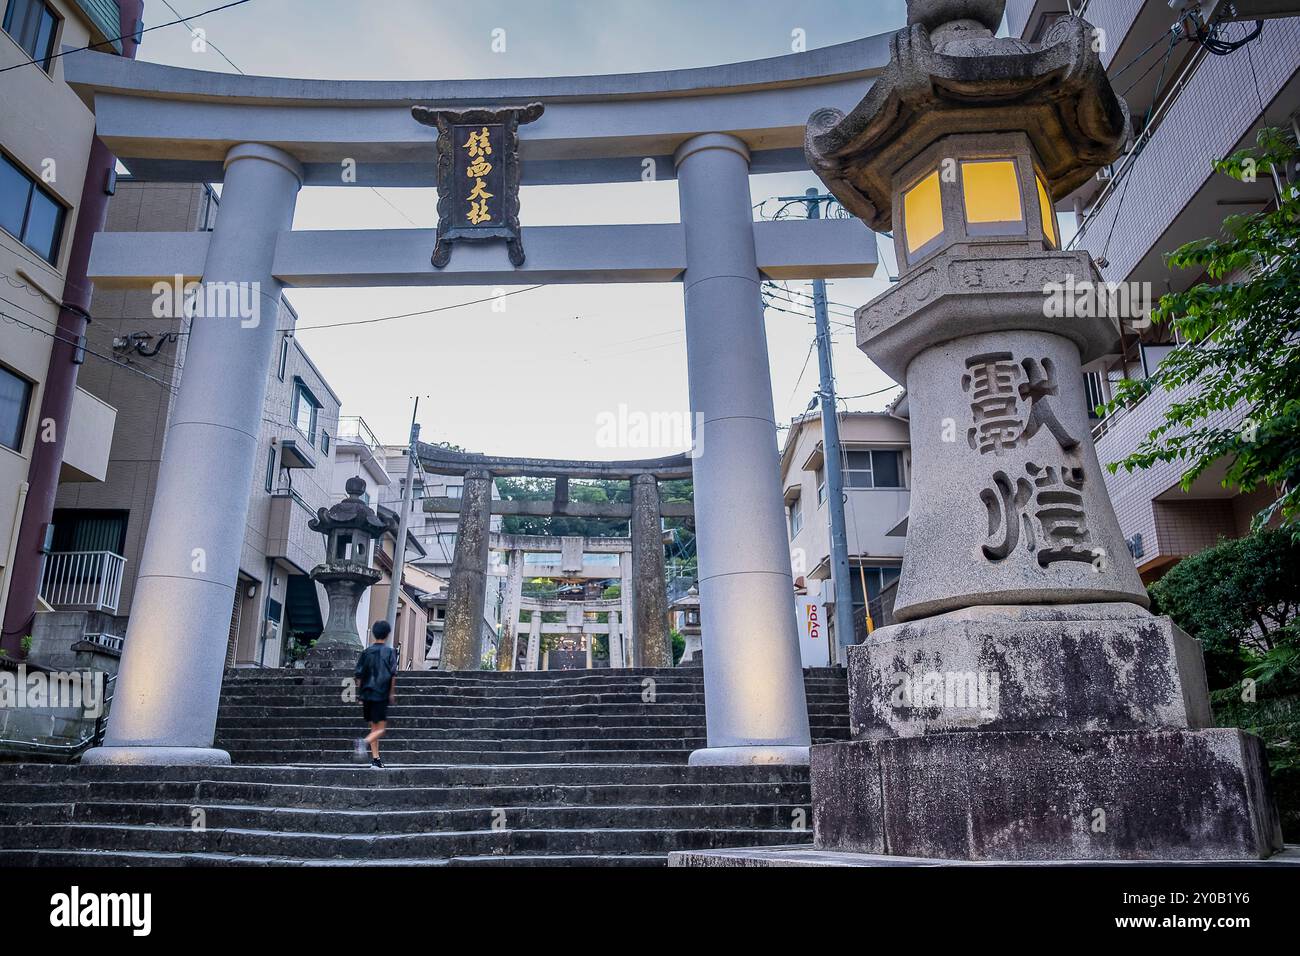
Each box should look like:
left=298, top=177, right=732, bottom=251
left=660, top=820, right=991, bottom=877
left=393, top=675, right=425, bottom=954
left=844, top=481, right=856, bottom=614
left=418, top=446, right=688, bottom=670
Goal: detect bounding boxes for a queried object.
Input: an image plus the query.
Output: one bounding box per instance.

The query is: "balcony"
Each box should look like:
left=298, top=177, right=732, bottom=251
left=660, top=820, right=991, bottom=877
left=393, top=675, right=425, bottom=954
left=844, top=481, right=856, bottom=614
left=1094, top=363, right=1254, bottom=578
left=39, top=550, right=126, bottom=614
left=337, top=416, right=381, bottom=453
left=58, top=386, right=116, bottom=483
left=1070, top=16, right=1300, bottom=287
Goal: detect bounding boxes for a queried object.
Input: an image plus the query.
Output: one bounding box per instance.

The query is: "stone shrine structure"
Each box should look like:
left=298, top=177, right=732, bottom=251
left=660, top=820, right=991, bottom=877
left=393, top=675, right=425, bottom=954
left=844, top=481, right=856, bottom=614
left=73, top=28, right=877, bottom=767
left=304, top=477, right=389, bottom=668
left=417, top=447, right=685, bottom=671
left=679, top=0, right=1283, bottom=863
left=488, top=533, right=635, bottom=670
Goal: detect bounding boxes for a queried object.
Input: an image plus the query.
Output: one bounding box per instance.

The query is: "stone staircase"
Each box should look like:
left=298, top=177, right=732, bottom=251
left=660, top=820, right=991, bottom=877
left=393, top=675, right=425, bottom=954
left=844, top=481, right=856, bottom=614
left=0, top=666, right=848, bottom=866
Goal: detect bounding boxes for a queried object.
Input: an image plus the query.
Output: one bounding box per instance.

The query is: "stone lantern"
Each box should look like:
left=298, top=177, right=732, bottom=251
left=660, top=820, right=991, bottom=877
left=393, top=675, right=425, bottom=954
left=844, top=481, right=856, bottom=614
left=304, top=476, right=389, bottom=668
left=799, top=0, right=1282, bottom=861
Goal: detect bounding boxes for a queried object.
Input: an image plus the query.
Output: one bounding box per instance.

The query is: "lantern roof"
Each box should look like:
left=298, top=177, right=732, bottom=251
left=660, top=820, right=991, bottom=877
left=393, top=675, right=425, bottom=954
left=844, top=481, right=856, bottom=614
left=805, top=0, right=1130, bottom=231
left=309, top=476, right=390, bottom=537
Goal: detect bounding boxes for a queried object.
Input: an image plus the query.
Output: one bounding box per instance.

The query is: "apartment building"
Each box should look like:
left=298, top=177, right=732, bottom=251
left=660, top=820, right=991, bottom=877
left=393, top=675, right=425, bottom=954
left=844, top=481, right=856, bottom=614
left=34, top=180, right=341, bottom=668
left=1005, top=0, right=1300, bottom=580
left=779, top=410, right=911, bottom=656
left=0, top=0, right=137, bottom=651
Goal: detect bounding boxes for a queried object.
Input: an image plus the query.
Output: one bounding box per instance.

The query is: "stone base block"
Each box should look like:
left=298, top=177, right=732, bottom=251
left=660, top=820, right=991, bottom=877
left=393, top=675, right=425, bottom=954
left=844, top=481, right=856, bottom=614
left=812, top=728, right=1283, bottom=861
left=302, top=641, right=363, bottom=670
left=850, top=604, right=1211, bottom=737
left=689, top=745, right=810, bottom=767
left=80, top=745, right=231, bottom=767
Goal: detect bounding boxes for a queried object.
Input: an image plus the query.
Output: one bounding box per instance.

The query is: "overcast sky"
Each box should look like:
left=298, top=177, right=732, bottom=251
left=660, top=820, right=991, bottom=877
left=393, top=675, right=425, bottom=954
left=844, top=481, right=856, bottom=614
left=133, top=0, right=917, bottom=458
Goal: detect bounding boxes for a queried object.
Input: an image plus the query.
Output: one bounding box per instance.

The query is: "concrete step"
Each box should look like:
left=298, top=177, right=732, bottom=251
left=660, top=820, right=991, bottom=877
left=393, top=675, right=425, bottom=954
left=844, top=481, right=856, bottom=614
left=0, top=762, right=811, bottom=787
left=0, top=664, right=846, bottom=865
left=2, top=822, right=813, bottom=858
left=0, top=848, right=672, bottom=867
left=0, top=800, right=809, bottom=833
left=0, top=779, right=811, bottom=811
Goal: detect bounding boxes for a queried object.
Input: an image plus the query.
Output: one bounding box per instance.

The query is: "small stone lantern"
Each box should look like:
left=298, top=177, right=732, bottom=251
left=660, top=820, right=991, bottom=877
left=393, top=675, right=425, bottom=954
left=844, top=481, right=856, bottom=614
left=797, top=0, right=1282, bottom=861
left=305, top=476, right=389, bottom=668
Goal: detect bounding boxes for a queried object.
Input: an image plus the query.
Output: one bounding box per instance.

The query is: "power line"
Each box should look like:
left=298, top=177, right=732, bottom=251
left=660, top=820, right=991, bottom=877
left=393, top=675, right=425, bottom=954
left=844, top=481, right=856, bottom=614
left=0, top=0, right=255, bottom=74
left=286, top=285, right=546, bottom=332
left=0, top=307, right=178, bottom=393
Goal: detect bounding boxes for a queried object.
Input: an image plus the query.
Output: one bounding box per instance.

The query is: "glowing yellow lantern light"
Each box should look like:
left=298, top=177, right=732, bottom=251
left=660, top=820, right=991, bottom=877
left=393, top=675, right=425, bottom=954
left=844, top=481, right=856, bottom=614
left=961, top=159, right=1023, bottom=231
left=1036, top=175, right=1058, bottom=248
left=903, top=170, right=944, bottom=258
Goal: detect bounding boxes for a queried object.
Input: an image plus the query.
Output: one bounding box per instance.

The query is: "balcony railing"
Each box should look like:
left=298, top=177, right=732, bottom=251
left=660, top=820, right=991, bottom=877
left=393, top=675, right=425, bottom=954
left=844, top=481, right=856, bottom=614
left=337, top=416, right=381, bottom=452
left=39, top=551, right=126, bottom=614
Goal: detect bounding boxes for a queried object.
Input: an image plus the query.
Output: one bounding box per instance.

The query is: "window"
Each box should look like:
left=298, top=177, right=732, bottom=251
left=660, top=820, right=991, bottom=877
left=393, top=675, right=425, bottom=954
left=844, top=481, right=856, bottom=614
left=320, top=431, right=330, bottom=455
left=1036, top=175, right=1058, bottom=248
left=264, top=444, right=277, bottom=493
left=961, top=159, right=1024, bottom=236
left=0, top=151, right=66, bottom=263
left=50, top=509, right=128, bottom=554
left=815, top=467, right=826, bottom=506
left=2, top=0, right=59, bottom=72
left=291, top=379, right=319, bottom=441
left=446, top=484, right=463, bottom=499
left=843, top=449, right=903, bottom=489
left=789, top=494, right=803, bottom=537
left=903, top=169, right=944, bottom=259
left=0, top=364, right=32, bottom=452
left=276, top=337, right=289, bottom=381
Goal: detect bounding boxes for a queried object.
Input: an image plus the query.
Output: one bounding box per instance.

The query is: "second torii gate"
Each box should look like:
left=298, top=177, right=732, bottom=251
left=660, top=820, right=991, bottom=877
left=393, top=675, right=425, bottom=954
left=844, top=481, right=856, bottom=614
left=419, top=447, right=688, bottom=669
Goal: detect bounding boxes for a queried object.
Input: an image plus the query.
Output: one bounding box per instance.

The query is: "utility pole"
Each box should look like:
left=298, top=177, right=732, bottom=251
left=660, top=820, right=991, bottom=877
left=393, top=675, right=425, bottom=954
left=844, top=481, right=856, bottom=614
left=386, top=397, right=421, bottom=634
left=778, top=187, right=857, bottom=652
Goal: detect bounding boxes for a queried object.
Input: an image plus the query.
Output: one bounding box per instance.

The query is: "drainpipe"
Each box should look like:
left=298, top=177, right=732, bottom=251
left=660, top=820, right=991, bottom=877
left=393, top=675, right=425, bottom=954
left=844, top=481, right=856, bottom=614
left=1, top=2, right=145, bottom=654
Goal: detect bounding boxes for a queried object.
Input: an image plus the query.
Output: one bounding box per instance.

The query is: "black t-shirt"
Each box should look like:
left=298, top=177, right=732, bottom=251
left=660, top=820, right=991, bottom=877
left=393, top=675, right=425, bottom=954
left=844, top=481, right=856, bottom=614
left=354, top=643, right=397, bottom=701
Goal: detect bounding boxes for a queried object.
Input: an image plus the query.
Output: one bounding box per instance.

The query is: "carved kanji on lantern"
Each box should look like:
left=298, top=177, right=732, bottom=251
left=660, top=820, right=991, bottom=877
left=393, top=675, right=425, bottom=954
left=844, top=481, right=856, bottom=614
left=981, top=461, right=1094, bottom=567
left=963, top=353, right=1080, bottom=456
left=411, top=103, right=544, bottom=268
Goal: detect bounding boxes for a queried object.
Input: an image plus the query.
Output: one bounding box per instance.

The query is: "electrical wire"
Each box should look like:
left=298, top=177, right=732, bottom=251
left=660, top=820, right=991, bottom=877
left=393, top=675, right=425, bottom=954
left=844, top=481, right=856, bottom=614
left=0, top=0, right=255, bottom=74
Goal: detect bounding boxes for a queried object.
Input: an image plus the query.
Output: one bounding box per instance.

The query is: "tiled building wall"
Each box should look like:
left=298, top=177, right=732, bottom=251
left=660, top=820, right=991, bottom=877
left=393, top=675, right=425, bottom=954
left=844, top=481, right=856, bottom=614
left=1077, top=18, right=1300, bottom=283
left=1095, top=366, right=1252, bottom=572
left=243, top=335, right=339, bottom=579
left=53, top=183, right=210, bottom=615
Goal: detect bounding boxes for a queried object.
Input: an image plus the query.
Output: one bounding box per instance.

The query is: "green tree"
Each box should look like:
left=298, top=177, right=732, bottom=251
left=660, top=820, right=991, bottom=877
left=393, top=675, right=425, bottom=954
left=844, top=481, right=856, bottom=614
left=1106, top=128, right=1300, bottom=533
left=1149, top=529, right=1299, bottom=690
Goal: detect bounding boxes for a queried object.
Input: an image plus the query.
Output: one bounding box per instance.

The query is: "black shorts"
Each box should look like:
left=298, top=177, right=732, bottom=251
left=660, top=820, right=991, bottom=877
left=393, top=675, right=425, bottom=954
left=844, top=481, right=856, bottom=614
left=362, top=699, right=389, bottom=723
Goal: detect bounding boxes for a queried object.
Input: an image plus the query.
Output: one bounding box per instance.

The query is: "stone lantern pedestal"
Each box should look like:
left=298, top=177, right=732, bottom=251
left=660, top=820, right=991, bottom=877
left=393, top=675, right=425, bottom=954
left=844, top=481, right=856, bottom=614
left=303, top=477, right=389, bottom=670
left=673, top=0, right=1284, bottom=865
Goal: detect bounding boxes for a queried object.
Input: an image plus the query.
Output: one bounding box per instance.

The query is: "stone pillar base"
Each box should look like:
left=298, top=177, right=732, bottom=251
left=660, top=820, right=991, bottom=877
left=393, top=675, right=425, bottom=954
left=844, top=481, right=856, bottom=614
left=302, top=641, right=362, bottom=670
left=812, top=728, right=1284, bottom=861
left=80, top=745, right=231, bottom=767
left=689, top=745, right=810, bottom=767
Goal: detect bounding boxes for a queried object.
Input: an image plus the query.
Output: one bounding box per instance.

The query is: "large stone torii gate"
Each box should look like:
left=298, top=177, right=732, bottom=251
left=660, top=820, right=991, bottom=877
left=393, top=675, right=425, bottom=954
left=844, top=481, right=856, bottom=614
left=70, top=35, right=887, bottom=769
left=417, top=446, right=692, bottom=671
